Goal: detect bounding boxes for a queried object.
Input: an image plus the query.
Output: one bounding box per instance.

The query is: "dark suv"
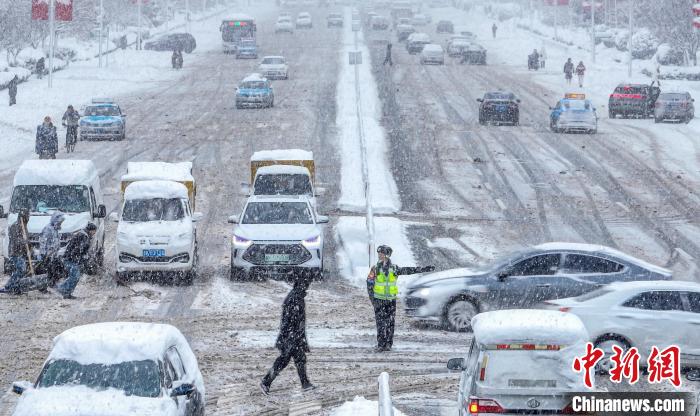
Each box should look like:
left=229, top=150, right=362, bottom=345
left=144, top=33, right=197, bottom=53
left=608, top=82, right=660, bottom=119
left=477, top=91, right=520, bottom=125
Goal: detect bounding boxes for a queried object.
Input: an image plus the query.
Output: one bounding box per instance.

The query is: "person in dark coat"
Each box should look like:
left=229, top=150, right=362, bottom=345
left=57, top=223, right=96, bottom=299
left=260, top=275, right=315, bottom=395
left=36, top=57, right=45, bottom=79
left=367, top=245, right=434, bottom=352
left=0, top=209, right=30, bottom=294
left=564, top=58, right=574, bottom=85
left=36, top=116, right=58, bottom=159
left=383, top=43, right=393, bottom=66
left=8, top=75, right=18, bottom=106
left=492, top=23, right=497, bottom=39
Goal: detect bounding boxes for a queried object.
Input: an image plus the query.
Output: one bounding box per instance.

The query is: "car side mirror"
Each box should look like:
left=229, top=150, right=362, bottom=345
left=497, top=271, right=509, bottom=281
left=548, top=106, right=553, bottom=110
left=96, top=204, right=107, bottom=219
left=317, top=215, right=329, bottom=224
left=0, top=205, right=6, bottom=219
left=227, top=215, right=239, bottom=224
left=108, top=212, right=119, bottom=222
left=476, top=98, right=483, bottom=102
left=122, top=114, right=127, bottom=117
left=692, top=98, right=696, bottom=102
left=315, top=187, right=326, bottom=196
left=516, top=99, right=521, bottom=103
left=447, top=357, right=466, bottom=371
left=170, top=382, right=195, bottom=397
left=12, top=380, right=32, bottom=395
left=240, top=182, right=251, bottom=196
left=192, top=212, right=203, bottom=222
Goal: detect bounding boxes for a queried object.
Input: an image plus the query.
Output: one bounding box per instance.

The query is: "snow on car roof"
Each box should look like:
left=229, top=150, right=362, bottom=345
left=124, top=180, right=189, bottom=200
left=423, top=44, right=443, bottom=52
left=248, top=194, right=310, bottom=202
left=256, top=165, right=311, bottom=176
left=251, top=149, right=314, bottom=161
left=472, top=310, right=588, bottom=346
left=533, top=242, right=671, bottom=276
left=122, top=161, right=194, bottom=183
left=262, top=55, right=285, bottom=60
left=224, top=14, right=254, bottom=21
left=603, top=279, right=700, bottom=293
left=14, top=160, right=98, bottom=187
left=408, top=33, right=430, bottom=42
left=242, top=73, right=267, bottom=83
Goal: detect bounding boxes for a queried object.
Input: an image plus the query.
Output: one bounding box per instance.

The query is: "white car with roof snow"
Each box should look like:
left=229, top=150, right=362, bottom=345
left=1, top=160, right=106, bottom=274
left=227, top=195, right=328, bottom=280
left=406, top=32, right=431, bottom=54
left=12, top=322, right=205, bottom=416
left=447, top=310, right=590, bottom=415
left=542, top=280, right=700, bottom=371
left=275, top=16, right=294, bottom=33
left=420, top=43, right=444, bottom=64
left=259, top=56, right=289, bottom=80
left=296, top=12, right=313, bottom=28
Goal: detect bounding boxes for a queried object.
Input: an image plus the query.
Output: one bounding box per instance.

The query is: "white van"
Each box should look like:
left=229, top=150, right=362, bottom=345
left=0, top=160, right=106, bottom=274
left=113, top=162, right=201, bottom=285
left=447, top=310, right=590, bottom=415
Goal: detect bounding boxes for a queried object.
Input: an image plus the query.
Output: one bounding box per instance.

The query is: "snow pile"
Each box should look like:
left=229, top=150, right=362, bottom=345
left=0, top=68, right=32, bottom=90
left=472, top=310, right=588, bottom=346
left=630, top=28, right=658, bottom=59
left=123, top=161, right=194, bottom=183
left=124, top=180, right=189, bottom=200
left=330, top=396, right=407, bottom=416
left=14, top=159, right=98, bottom=186
left=251, top=149, right=313, bottom=161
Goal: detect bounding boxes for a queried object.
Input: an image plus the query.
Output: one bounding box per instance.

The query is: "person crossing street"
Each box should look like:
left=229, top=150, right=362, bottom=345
left=563, top=58, right=574, bottom=85
left=367, top=245, right=434, bottom=352
left=0, top=209, right=30, bottom=295
left=576, top=60, right=586, bottom=88
left=56, top=223, right=97, bottom=299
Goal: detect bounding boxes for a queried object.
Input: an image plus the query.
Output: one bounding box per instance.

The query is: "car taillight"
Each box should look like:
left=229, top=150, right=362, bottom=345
left=562, top=403, right=575, bottom=414
left=495, top=344, right=561, bottom=350
left=559, top=306, right=571, bottom=312
left=469, top=398, right=505, bottom=414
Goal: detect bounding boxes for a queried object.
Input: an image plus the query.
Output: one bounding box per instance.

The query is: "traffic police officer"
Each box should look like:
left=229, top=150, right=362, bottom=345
left=367, top=245, right=434, bottom=352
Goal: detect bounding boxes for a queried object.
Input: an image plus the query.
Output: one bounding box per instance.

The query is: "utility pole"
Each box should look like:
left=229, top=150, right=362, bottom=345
left=591, top=0, right=596, bottom=63
left=137, top=0, right=142, bottom=51
left=186, top=0, right=191, bottom=33
left=627, top=0, right=633, bottom=77
left=48, top=0, right=55, bottom=88
left=99, top=0, right=104, bottom=67
left=553, top=1, right=558, bottom=41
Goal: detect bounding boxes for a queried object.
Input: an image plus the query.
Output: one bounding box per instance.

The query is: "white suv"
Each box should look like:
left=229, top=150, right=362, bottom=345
left=258, top=56, right=289, bottom=80
left=228, top=195, right=328, bottom=280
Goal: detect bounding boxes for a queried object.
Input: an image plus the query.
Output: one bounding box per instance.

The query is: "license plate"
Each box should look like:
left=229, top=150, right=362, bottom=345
left=497, top=105, right=507, bottom=112
left=265, top=254, right=290, bottom=263
left=143, top=249, right=165, bottom=257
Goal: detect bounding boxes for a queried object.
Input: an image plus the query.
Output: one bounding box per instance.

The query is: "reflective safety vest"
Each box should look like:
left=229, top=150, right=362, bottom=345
left=373, top=263, right=398, bottom=300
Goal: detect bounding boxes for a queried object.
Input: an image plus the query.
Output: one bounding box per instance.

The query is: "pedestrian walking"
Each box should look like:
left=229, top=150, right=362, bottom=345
left=36, top=116, right=58, bottom=159
left=260, top=274, right=315, bottom=395
left=36, top=57, right=45, bottom=79
left=540, top=45, right=547, bottom=69
left=563, top=57, right=574, bottom=85
left=492, top=23, right=497, bottom=39
left=8, top=74, right=18, bottom=106
left=383, top=43, right=393, bottom=66
left=56, top=223, right=97, bottom=299
left=0, top=209, right=31, bottom=295
left=367, top=245, right=434, bottom=352
left=62, top=105, right=80, bottom=153
left=576, top=60, right=586, bottom=88
left=39, top=211, right=64, bottom=286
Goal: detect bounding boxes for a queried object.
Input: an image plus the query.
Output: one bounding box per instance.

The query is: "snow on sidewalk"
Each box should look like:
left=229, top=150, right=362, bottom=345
left=330, top=396, right=407, bottom=416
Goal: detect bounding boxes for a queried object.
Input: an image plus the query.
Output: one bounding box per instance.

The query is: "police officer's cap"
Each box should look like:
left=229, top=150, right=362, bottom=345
left=377, top=245, right=393, bottom=256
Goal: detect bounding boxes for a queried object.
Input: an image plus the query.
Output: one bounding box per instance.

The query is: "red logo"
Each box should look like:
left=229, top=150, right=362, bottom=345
left=647, top=345, right=681, bottom=387
left=572, top=342, right=604, bottom=388
left=608, top=346, right=640, bottom=384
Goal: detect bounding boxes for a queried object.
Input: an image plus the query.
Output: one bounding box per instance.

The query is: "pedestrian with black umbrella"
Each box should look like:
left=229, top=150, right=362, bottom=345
left=260, top=274, right=315, bottom=395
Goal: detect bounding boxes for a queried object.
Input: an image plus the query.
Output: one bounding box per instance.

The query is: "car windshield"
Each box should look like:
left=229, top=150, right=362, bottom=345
left=254, top=174, right=313, bottom=196
left=658, top=93, right=685, bottom=101
left=485, top=92, right=514, bottom=100
left=241, top=81, right=267, bottom=89
left=614, top=86, right=645, bottom=94
left=278, top=17, right=291, bottom=22
left=122, top=198, right=185, bottom=222
left=563, top=100, right=591, bottom=110
left=262, top=57, right=285, bottom=65
left=37, top=359, right=161, bottom=398
left=240, top=40, right=256, bottom=47
left=242, top=201, right=313, bottom=224
left=10, top=185, right=90, bottom=214
left=84, top=106, right=120, bottom=116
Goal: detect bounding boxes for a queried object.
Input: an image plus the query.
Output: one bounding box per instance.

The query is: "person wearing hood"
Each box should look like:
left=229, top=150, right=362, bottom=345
left=36, top=116, right=58, bottom=159
left=57, top=223, right=97, bottom=299
left=260, top=274, right=315, bottom=395
left=0, top=209, right=30, bottom=294
left=8, top=74, right=18, bottom=106
left=367, top=245, right=434, bottom=352
left=383, top=43, right=393, bottom=66
left=564, top=58, right=574, bottom=85
left=39, top=211, right=64, bottom=286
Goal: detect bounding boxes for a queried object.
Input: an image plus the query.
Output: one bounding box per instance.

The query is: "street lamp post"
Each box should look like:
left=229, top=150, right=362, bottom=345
left=99, top=0, right=104, bottom=67
left=591, top=0, right=596, bottom=63
left=627, top=0, right=633, bottom=77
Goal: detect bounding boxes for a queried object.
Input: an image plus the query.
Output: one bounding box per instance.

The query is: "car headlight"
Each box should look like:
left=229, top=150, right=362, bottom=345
left=233, top=234, right=252, bottom=248
left=418, top=287, right=430, bottom=296
left=301, top=235, right=321, bottom=248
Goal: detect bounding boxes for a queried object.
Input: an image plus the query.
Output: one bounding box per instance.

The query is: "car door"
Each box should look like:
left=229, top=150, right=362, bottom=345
left=680, top=291, right=700, bottom=359
left=617, top=290, right=687, bottom=354
left=166, top=347, right=198, bottom=415
left=493, top=253, right=562, bottom=308
left=556, top=253, right=625, bottom=298
left=162, top=356, right=185, bottom=415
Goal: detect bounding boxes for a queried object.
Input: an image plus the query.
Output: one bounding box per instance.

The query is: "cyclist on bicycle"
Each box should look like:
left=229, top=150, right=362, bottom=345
left=62, top=105, right=80, bottom=153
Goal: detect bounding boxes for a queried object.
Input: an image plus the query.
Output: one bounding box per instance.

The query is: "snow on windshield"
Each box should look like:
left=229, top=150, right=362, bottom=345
left=254, top=174, right=312, bottom=196
left=242, top=202, right=313, bottom=224
left=84, top=106, right=120, bottom=116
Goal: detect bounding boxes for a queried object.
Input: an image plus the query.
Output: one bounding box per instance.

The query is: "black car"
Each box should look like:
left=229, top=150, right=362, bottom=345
left=144, top=33, right=197, bottom=53
left=478, top=91, right=519, bottom=125
left=436, top=20, right=453, bottom=33
left=460, top=42, right=486, bottom=64
left=608, top=82, right=660, bottom=119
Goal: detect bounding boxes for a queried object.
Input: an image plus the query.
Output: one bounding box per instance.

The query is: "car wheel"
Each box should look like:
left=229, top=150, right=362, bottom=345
left=444, top=297, right=479, bottom=332
left=594, top=336, right=631, bottom=374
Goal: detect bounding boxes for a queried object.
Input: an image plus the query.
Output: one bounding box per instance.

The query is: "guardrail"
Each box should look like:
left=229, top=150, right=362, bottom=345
left=378, top=372, right=394, bottom=416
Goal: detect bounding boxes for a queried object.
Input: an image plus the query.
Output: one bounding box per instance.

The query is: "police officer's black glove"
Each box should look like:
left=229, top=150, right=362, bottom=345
left=422, top=266, right=435, bottom=273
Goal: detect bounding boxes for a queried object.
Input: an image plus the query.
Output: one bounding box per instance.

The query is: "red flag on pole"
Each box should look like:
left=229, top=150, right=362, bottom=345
left=31, top=0, right=49, bottom=20
left=55, top=0, right=73, bottom=21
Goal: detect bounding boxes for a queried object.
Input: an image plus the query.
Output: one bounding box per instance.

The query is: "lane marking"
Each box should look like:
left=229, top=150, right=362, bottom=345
left=495, top=198, right=507, bottom=211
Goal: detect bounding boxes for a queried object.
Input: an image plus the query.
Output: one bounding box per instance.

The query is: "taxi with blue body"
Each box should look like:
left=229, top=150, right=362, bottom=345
left=549, top=93, right=597, bottom=134
left=79, top=99, right=126, bottom=141
left=235, top=73, right=274, bottom=109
